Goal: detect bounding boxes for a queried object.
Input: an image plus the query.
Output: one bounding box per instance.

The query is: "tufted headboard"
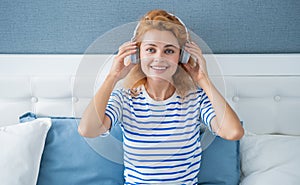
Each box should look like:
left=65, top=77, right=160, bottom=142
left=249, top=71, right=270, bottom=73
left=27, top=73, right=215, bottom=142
left=1, top=54, right=299, bottom=135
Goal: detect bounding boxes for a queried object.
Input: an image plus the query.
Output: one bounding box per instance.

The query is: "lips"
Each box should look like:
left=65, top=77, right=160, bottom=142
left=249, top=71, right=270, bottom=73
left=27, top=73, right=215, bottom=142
left=150, top=65, right=168, bottom=70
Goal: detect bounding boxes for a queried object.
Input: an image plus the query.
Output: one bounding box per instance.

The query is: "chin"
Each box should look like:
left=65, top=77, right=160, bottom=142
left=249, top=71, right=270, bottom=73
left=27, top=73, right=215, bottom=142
left=147, top=75, right=173, bottom=83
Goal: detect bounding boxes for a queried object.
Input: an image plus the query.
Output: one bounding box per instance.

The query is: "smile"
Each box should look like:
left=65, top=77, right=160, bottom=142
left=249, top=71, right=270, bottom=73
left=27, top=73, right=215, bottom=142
left=150, top=66, right=168, bottom=70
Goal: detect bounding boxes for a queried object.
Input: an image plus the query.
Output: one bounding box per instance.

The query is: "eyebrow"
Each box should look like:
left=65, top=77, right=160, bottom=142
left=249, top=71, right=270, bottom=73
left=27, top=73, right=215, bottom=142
left=144, top=43, right=179, bottom=48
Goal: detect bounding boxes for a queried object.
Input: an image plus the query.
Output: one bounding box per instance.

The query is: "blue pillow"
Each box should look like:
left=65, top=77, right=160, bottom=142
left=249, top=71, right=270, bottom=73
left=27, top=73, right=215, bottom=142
left=19, top=112, right=124, bottom=185
left=198, top=128, right=240, bottom=185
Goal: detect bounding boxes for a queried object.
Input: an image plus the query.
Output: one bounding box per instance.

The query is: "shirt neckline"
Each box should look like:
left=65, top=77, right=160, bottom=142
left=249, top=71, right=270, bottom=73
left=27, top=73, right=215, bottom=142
left=141, top=85, right=178, bottom=104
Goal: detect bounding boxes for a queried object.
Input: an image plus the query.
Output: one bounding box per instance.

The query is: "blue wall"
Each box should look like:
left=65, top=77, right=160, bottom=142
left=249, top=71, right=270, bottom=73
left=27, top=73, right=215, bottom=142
left=0, top=0, right=299, bottom=54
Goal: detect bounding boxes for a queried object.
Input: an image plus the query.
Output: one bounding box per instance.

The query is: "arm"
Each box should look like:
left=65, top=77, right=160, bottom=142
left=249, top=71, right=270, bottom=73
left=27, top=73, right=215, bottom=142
left=78, top=75, right=117, bottom=138
left=198, top=78, right=244, bottom=140
left=78, top=41, right=137, bottom=138
left=183, top=42, right=244, bottom=140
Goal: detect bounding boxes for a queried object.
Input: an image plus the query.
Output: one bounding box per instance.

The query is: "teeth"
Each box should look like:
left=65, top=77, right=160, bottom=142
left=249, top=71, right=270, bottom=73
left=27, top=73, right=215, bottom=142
left=151, top=66, right=167, bottom=70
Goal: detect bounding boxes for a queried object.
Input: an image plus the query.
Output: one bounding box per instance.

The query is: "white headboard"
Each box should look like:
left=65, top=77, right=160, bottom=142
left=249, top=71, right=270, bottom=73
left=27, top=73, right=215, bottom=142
left=1, top=54, right=299, bottom=135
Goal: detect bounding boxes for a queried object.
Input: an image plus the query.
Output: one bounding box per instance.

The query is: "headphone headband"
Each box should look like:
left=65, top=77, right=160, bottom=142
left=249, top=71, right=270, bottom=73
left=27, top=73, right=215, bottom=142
left=131, top=11, right=190, bottom=42
left=168, top=12, right=190, bottom=42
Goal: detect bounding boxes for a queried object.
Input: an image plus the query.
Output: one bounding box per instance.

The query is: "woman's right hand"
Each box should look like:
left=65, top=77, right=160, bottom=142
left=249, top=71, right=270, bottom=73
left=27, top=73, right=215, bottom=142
left=109, top=41, right=137, bottom=82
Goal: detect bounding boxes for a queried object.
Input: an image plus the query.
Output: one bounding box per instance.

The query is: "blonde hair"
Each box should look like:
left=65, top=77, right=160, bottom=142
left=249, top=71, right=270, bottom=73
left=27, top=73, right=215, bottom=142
left=123, top=9, right=196, bottom=97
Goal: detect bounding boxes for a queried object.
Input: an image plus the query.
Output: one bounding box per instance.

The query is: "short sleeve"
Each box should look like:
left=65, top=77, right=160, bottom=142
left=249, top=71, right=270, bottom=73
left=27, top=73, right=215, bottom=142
left=105, top=89, right=123, bottom=129
left=199, top=89, right=216, bottom=133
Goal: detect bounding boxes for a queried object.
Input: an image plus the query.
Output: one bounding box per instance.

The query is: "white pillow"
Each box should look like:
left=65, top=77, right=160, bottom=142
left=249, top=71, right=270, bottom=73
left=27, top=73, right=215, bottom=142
left=0, top=118, right=51, bottom=185
left=240, top=134, right=300, bottom=185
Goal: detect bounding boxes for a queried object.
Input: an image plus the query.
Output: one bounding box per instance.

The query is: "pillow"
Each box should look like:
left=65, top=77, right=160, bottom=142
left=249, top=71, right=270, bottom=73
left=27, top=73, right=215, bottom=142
left=0, top=118, right=51, bottom=185
left=19, top=112, right=124, bottom=185
left=240, top=133, right=300, bottom=185
left=198, top=129, right=240, bottom=185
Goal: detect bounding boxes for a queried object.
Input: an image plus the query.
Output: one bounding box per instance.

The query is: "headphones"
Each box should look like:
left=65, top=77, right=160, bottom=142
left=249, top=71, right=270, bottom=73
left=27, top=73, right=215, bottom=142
left=130, top=12, right=190, bottom=64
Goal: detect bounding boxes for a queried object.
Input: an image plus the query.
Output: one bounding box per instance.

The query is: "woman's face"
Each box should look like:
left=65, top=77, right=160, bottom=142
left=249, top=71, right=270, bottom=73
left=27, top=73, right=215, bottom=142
left=139, top=29, right=180, bottom=82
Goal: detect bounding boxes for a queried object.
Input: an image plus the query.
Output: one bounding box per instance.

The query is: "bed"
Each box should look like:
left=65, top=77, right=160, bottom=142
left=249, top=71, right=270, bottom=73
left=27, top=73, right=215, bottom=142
left=0, top=54, right=299, bottom=185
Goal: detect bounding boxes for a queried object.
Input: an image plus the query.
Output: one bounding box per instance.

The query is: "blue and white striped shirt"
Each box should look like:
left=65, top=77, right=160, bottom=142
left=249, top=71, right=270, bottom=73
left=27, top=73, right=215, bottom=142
left=105, top=85, right=216, bottom=185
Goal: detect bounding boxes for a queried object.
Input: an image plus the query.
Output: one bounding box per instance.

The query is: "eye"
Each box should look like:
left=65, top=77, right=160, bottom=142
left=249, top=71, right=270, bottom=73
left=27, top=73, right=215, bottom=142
left=165, top=49, right=175, bottom=54
left=146, top=48, right=156, bottom=53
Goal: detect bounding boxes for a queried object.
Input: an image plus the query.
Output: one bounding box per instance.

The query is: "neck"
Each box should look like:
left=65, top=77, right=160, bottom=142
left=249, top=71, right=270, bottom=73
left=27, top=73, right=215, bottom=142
left=145, top=78, right=175, bottom=101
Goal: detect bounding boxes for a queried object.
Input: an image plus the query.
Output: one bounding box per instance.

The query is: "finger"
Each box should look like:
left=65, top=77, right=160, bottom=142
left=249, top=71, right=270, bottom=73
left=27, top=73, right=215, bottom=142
left=118, top=42, right=137, bottom=54
left=185, top=43, right=201, bottom=55
left=187, top=41, right=202, bottom=50
left=182, top=63, right=192, bottom=72
left=118, top=45, right=137, bottom=55
left=184, top=47, right=202, bottom=56
left=184, top=48, right=206, bottom=64
left=114, top=47, right=136, bottom=66
left=185, top=42, right=203, bottom=55
left=118, top=48, right=137, bottom=61
left=118, top=41, right=131, bottom=52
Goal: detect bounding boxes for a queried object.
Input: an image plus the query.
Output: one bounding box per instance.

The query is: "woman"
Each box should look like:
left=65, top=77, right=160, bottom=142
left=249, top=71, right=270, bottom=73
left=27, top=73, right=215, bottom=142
left=79, top=9, right=244, bottom=185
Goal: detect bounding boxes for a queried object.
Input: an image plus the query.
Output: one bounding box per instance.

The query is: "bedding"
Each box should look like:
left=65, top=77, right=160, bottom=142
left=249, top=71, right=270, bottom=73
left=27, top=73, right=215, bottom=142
left=240, top=133, right=300, bottom=185
left=20, top=112, right=240, bottom=185
left=0, top=118, right=51, bottom=185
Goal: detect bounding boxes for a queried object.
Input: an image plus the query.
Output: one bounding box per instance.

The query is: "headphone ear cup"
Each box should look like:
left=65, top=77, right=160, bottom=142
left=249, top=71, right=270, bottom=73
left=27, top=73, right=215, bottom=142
left=180, top=47, right=190, bottom=64
left=130, top=47, right=140, bottom=64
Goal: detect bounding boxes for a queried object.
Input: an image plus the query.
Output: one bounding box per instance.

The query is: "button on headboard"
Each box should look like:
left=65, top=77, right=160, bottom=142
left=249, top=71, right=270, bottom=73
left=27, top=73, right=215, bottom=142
left=0, top=54, right=299, bottom=135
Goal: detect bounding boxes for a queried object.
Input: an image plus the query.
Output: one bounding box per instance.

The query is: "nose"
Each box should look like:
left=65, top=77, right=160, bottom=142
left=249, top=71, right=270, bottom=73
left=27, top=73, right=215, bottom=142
left=153, top=50, right=164, bottom=62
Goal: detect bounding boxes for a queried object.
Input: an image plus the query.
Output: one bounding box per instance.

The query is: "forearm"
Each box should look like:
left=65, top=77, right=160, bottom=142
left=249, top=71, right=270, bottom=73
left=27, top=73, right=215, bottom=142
left=198, top=77, right=244, bottom=140
left=78, top=74, right=118, bottom=137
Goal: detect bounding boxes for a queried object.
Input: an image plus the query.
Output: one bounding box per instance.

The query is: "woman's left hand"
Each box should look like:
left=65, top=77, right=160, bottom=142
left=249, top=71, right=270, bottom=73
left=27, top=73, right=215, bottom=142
left=182, top=42, right=209, bottom=85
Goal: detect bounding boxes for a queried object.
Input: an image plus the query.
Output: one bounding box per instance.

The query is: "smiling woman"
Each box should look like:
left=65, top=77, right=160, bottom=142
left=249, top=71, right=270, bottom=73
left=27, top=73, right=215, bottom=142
left=78, top=9, right=244, bottom=185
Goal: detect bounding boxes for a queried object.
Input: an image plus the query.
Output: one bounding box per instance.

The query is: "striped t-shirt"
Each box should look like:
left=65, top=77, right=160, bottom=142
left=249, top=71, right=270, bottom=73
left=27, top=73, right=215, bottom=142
left=105, top=85, right=216, bottom=185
